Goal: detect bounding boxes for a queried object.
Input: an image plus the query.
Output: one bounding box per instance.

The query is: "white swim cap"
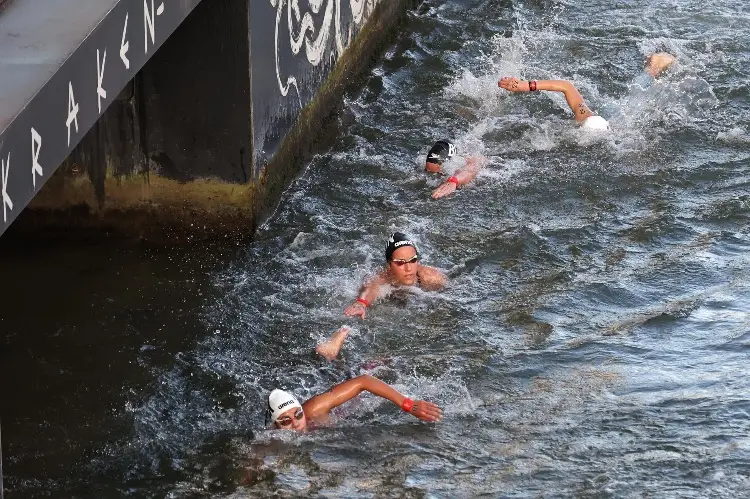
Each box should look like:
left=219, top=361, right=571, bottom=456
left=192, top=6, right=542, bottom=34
left=268, top=389, right=302, bottom=421
left=581, top=115, right=610, bottom=131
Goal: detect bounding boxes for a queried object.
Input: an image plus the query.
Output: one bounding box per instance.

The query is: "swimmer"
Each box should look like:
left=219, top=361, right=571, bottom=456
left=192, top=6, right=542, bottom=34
left=267, top=375, right=442, bottom=432
left=497, top=52, right=676, bottom=130
left=425, top=140, right=486, bottom=199
left=342, top=232, right=446, bottom=320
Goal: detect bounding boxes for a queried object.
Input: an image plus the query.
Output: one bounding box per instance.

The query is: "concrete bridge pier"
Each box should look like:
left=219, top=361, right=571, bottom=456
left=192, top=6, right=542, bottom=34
left=3, top=0, right=415, bottom=243
left=14, top=0, right=253, bottom=242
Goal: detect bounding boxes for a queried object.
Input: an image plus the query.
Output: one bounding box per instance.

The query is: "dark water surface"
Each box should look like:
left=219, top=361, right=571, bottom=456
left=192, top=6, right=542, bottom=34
left=2, top=0, right=750, bottom=496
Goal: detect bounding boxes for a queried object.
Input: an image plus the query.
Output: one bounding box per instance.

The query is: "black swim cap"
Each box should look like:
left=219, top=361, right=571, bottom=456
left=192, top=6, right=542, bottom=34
left=426, top=140, right=456, bottom=166
left=385, top=232, right=418, bottom=261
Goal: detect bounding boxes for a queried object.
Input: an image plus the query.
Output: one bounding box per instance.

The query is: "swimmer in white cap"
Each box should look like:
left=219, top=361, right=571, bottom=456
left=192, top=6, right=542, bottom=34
left=267, top=375, right=442, bottom=432
left=342, top=232, right=446, bottom=320
left=498, top=52, right=676, bottom=130
left=424, top=140, right=487, bottom=199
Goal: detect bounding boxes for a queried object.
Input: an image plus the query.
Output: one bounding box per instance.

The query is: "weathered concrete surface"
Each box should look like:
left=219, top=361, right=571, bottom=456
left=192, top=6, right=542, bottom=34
left=9, top=0, right=254, bottom=242
left=0, top=0, right=204, bottom=238
left=0, top=0, right=119, bottom=131
left=252, top=0, right=417, bottom=230
left=6, top=0, right=416, bottom=243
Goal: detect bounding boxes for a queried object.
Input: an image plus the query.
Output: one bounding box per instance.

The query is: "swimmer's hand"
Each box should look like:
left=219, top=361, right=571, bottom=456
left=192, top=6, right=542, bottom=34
left=344, top=301, right=367, bottom=320
left=410, top=400, right=443, bottom=422
left=498, top=76, right=530, bottom=93
left=432, top=181, right=457, bottom=199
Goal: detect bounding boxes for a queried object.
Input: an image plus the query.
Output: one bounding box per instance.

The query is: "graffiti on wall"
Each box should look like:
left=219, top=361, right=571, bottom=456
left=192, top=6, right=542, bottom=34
left=251, top=0, right=383, bottom=171
left=270, top=0, right=382, bottom=107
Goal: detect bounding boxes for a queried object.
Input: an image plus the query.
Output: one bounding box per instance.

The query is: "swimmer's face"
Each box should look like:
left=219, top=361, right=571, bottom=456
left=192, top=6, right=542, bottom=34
left=425, top=161, right=442, bottom=174
left=388, top=246, right=419, bottom=286
left=274, top=407, right=307, bottom=432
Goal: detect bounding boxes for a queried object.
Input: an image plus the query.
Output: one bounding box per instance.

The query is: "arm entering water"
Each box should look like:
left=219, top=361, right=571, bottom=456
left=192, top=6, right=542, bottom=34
left=302, top=374, right=443, bottom=422
left=343, top=274, right=388, bottom=320
left=498, top=77, right=595, bottom=122
left=432, top=155, right=486, bottom=199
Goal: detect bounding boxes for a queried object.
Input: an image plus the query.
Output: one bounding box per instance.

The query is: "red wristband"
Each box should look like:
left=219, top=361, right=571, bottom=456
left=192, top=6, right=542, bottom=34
left=356, top=297, right=370, bottom=307
left=447, top=176, right=459, bottom=186
left=401, top=398, right=414, bottom=413
left=530, top=80, right=537, bottom=91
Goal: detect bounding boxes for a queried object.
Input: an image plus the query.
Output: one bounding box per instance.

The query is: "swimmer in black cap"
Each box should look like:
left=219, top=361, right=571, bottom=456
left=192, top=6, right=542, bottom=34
left=342, top=232, right=446, bottom=320
left=498, top=52, right=676, bottom=130
left=425, top=140, right=485, bottom=199
left=266, top=375, right=442, bottom=432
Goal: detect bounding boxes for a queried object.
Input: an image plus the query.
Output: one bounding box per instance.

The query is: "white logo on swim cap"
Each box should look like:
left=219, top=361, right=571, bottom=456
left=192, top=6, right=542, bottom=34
left=447, top=143, right=456, bottom=157
left=278, top=400, right=294, bottom=410
left=268, top=389, right=302, bottom=421
left=394, top=240, right=414, bottom=248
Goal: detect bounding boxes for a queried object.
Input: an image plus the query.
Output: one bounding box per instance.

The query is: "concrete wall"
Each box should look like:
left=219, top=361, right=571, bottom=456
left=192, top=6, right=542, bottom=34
left=8, top=0, right=414, bottom=242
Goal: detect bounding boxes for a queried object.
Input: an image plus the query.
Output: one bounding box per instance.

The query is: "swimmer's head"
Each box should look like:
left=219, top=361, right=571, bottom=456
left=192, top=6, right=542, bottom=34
left=268, top=389, right=306, bottom=432
left=425, top=140, right=456, bottom=173
left=644, top=52, right=676, bottom=77
left=581, top=115, right=610, bottom=131
left=385, top=232, right=420, bottom=286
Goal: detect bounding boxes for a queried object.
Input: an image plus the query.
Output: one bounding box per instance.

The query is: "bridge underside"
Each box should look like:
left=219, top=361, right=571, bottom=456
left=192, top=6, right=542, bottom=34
left=0, top=0, right=415, bottom=242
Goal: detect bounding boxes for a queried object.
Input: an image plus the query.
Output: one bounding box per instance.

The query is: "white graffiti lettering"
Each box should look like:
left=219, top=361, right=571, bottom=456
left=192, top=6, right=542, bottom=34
left=144, top=1, right=165, bottom=53
left=270, top=0, right=382, bottom=107
left=144, top=0, right=156, bottom=52
left=120, top=13, right=130, bottom=69
left=31, top=128, right=42, bottom=189
left=66, top=82, right=79, bottom=147
left=97, top=49, right=107, bottom=113
left=1, top=151, right=12, bottom=223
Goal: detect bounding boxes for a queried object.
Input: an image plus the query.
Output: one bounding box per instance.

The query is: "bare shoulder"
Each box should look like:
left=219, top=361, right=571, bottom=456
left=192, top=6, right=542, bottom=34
left=361, top=272, right=388, bottom=290
left=418, top=265, right=447, bottom=290
left=302, top=393, right=331, bottom=420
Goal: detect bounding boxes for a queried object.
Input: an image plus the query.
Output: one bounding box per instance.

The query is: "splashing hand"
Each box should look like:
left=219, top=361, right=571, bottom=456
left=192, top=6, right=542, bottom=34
left=498, top=76, right=529, bottom=93
left=410, top=400, right=443, bottom=422
left=432, top=181, right=457, bottom=199
left=344, top=301, right=367, bottom=319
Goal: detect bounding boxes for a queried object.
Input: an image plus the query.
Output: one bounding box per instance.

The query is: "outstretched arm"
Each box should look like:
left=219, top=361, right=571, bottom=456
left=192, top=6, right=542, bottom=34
left=498, top=77, right=595, bottom=122
left=302, top=374, right=443, bottom=422
left=344, top=274, right=388, bottom=319
left=432, top=156, right=486, bottom=199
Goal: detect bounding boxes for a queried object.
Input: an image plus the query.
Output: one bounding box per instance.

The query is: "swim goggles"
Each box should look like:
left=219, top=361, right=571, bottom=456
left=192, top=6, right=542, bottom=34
left=276, top=407, right=304, bottom=427
left=390, top=255, right=419, bottom=266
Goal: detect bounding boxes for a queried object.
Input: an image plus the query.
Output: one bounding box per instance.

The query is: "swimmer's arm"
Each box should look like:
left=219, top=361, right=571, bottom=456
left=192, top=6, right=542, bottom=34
left=432, top=156, right=486, bottom=199
left=418, top=265, right=447, bottom=290
left=536, top=80, right=594, bottom=121
left=344, top=275, right=388, bottom=319
left=303, top=375, right=442, bottom=422
left=498, top=77, right=594, bottom=122
left=454, top=155, right=484, bottom=184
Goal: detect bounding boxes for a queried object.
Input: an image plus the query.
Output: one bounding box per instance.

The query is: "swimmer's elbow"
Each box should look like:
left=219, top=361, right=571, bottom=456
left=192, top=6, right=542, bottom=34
left=558, top=80, right=578, bottom=96
left=355, top=374, right=376, bottom=390
left=355, top=374, right=380, bottom=396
